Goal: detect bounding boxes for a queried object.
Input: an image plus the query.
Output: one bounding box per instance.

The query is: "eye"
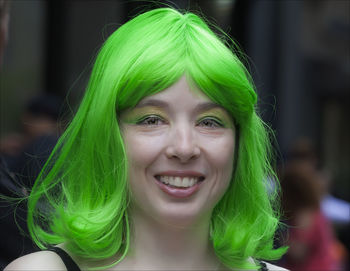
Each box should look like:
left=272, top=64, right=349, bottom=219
left=197, top=117, right=224, bottom=128
left=136, top=115, right=166, bottom=126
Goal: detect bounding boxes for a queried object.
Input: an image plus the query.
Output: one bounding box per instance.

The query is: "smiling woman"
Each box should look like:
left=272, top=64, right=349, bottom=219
left=5, top=7, right=287, bottom=271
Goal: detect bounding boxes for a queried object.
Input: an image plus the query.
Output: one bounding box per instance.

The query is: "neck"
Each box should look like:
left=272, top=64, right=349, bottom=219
left=120, top=206, right=221, bottom=270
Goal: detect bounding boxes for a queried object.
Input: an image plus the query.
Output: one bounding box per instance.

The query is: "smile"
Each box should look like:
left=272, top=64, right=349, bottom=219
left=156, top=176, right=203, bottom=188
left=154, top=173, right=205, bottom=198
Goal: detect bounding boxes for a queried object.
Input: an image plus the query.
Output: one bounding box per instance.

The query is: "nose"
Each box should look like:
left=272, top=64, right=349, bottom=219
left=165, top=123, right=200, bottom=163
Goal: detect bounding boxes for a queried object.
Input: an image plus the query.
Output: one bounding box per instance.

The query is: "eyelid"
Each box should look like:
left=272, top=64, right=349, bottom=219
left=135, top=114, right=167, bottom=125
left=197, top=116, right=225, bottom=127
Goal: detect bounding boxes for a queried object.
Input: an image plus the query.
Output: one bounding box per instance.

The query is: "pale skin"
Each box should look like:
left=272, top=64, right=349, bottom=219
left=5, top=77, right=287, bottom=271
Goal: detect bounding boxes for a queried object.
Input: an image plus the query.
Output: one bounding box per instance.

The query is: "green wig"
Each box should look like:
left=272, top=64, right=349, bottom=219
left=27, top=7, right=287, bottom=270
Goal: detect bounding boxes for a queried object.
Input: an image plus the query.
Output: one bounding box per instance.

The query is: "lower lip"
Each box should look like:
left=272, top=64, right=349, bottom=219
left=155, top=178, right=202, bottom=198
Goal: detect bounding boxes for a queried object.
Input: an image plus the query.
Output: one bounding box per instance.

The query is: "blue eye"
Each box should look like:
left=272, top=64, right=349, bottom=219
left=197, top=117, right=224, bottom=128
left=136, top=115, right=165, bottom=126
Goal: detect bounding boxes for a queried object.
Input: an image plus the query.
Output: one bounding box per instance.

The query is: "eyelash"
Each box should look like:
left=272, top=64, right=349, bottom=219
left=136, top=115, right=224, bottom=128
left=136, top=115, right=165, bottom=126
left=197, top=117, right=224, bottom=128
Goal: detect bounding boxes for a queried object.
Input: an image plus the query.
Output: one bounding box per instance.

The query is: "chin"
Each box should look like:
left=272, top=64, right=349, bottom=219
left=149, top=202, right=213, bottom=227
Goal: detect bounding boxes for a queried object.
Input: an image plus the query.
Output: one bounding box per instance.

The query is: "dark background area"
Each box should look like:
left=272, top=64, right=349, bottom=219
left=0, top=0, right=349, bottom=269
left=2, top=0, right=348, bottom=200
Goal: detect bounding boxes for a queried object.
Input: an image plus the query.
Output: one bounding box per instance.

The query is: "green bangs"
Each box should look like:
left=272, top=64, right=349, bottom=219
left=86, top=8, right=256, bottom=123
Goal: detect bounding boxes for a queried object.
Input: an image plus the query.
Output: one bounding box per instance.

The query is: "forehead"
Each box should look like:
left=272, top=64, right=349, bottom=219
left=136, top=76, right=214, bottom=108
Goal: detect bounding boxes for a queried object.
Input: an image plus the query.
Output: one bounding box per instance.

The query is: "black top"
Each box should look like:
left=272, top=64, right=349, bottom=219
left=48, top=246, right=269, bottom=271
left=258, top=260, right=268, bottom=271
left=47, top=247, right=81, bottom=271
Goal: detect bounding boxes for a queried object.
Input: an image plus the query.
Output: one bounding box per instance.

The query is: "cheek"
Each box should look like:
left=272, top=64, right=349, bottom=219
left=205, top=132, right=235, bottom=196
left=217, top=144, right=235, bottom=172
left=123, top=132, right=164, bottom=169
left=217, top=147, right=235, bottom=191
left=222, top=138, right=235, bottom=183
left=123, top=133, right=163, bottom=202
left=208, top=133, right=235, bottom=174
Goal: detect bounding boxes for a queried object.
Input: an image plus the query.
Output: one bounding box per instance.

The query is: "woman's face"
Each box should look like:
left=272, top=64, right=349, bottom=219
left=120, top=77, right=236, bottom=225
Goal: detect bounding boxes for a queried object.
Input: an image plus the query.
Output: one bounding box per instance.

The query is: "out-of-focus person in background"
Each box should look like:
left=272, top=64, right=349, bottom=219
left=0, top=37, right=62, bottom=269
left=0, top=94, right=63, bottom=188
left=0, top=1, right=65, bottom=268
left=0, top=1, right=33, bottom=269
left=279, top=161, right=337, bottom=271
left=288, top=138, right=350, bottom=226
left=0, top=94, right=64, bottom=270
left=278, top=138, right=349, bottom=271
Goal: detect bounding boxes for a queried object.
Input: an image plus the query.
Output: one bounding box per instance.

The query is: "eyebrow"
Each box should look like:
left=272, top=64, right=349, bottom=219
left=135, top=99, right=225, bottom=113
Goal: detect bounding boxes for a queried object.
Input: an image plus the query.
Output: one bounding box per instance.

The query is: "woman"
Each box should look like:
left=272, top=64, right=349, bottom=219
left=5, top=8, right=287, bottom=270
left=279, top=160, right=338, bottom=271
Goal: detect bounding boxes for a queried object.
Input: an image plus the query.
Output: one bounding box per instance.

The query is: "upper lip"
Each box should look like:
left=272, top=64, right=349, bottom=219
left=155, top=171, right=205, bottom=179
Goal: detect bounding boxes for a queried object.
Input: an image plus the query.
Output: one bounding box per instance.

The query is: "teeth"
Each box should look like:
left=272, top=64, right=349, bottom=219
left=159, top=176, right=199, bottom=188
left=182, top=177, right=189, bottom=187
left=161, top=176, right=169, bottom=184
left=174, top=177, right=182, bottom=186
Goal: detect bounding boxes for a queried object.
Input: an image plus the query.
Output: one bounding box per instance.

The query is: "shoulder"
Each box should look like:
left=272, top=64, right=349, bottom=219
left=4, top=250, right=67, bottom=271
left=263, top=261, right=289, bottom=271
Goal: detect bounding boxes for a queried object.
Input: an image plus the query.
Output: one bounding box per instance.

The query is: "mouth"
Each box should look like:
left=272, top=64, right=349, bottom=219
left=155, top=175, right=205, bottom=188
left=154, top=172, right=205, bottom=198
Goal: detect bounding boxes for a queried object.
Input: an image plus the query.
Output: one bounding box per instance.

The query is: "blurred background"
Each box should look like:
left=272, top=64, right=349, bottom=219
left=0, top=0, right=349, bottom=270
